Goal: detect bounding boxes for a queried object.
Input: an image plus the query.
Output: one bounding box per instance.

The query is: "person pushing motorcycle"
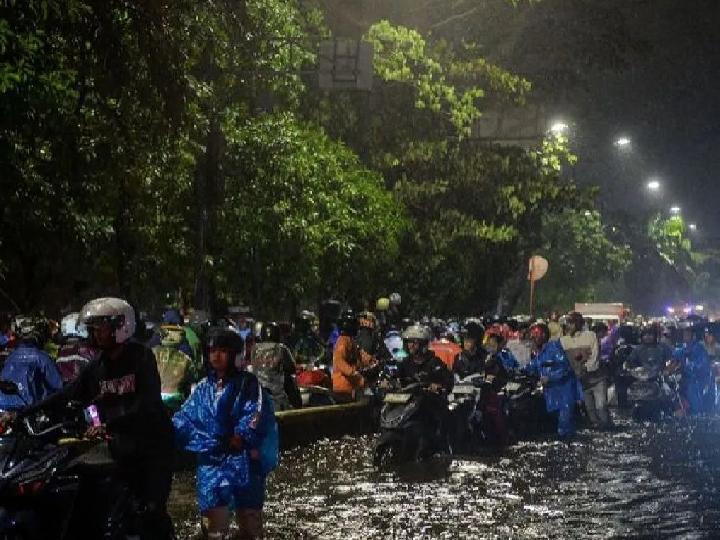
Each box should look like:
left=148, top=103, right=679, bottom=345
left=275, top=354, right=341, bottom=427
left=8, top=297, right=176, bottom=539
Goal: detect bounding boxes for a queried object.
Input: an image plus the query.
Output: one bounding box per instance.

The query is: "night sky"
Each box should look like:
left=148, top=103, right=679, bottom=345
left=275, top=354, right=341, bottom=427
left=563, top=1, right=720, bottom=238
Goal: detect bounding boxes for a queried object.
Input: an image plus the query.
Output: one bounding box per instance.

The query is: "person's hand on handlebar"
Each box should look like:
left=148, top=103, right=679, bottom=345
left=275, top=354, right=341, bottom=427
left=84, top=424, right=107, bottom=440
left=428, top=383, right=443, bottom=394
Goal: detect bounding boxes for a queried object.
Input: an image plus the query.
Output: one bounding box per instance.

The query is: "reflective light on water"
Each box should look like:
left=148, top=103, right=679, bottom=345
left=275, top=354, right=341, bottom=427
left=170, top=417, right=720, bottom=539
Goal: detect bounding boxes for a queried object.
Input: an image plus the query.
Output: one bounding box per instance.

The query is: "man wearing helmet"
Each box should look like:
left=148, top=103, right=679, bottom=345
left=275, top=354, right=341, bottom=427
left=0, top=317, right=63, bottom=410
left=626, top=325, right=672, bottom=372
left=249, top=321, right=302, bottom=410
left=454, top=321, right=510, bottom=445
left=396, top=325, right=453, bottom=394
left=22, top=297, right=175, bottom=538
left=453, top=321, right=489, bottom=380
left=332, top=309, right=378, bottom=401
left=561, top=312, right=610, bottom=430
left=524, top=323, right=580, bottom=438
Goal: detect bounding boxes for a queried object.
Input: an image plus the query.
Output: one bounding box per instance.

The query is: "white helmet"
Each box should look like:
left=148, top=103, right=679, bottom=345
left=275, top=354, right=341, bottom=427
left=61, top=312, right=88, bottom=339
left=402, top=324, right=432, bottom=342
left=80, top=297, right=136, bottom=344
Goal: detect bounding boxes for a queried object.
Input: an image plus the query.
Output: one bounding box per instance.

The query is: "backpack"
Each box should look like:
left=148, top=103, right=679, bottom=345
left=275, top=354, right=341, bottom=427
left=227, top=373, right=280, bottom=475
left=257, top=387, right=280, bottom=475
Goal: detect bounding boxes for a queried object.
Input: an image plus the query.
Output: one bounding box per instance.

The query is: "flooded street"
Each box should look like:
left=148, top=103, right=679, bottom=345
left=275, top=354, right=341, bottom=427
left=169, top=415, right=720, bottom=539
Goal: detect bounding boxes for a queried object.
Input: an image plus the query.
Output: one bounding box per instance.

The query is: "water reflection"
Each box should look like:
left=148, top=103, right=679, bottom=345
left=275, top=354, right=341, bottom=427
left=170, top=416, right=720, bottom=539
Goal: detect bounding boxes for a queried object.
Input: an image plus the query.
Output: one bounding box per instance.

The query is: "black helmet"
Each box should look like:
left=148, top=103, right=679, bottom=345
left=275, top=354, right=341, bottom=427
left=338, top=309, right=359, bottom=336
left=566, top=312, right=585, bottom=330
left=295, top=310, right=316, bottom=334
left=462, top=320, right=485, bottom=341
left=17, top=317, right=50, bottom=347
left=261, top=321, right=281, bottom=343
left=205, top=327, right=244, bottom=356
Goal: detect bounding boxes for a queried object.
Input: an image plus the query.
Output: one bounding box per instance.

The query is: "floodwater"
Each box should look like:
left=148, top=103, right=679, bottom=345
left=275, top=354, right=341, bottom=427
left=169, top=415, right=720, bottom=539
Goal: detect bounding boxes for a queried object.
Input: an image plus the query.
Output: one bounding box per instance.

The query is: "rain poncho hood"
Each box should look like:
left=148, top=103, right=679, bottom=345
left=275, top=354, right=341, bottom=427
left=0, top=343, right=63, bottom=410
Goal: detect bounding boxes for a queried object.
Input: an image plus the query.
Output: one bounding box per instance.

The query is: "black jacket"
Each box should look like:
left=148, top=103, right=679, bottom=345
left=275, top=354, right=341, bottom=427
left=31, top=342, right=173, bottom=461
left=396, top=352, right=454, bottom=393
left=453, top=348, right=508, bottom=391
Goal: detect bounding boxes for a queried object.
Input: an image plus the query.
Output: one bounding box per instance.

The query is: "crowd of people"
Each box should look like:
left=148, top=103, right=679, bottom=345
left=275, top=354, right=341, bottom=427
left=0, top=299, right=718, bottom=538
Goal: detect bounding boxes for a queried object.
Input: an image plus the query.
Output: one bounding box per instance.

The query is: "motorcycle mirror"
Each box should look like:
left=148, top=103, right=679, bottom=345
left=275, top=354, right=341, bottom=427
left=0, top=380, right=19, bottom=395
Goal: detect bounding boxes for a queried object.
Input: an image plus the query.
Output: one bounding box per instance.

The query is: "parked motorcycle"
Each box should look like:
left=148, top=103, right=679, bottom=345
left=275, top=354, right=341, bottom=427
left=374, top=381, right=447, bottom=466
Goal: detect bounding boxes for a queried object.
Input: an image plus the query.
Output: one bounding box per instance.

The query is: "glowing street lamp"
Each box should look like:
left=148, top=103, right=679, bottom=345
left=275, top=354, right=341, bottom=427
left=615, top=136, right=632, bottom=148
left=549, top=122, right=569, bottom=136
left=670, top=206, right=681, bottom=215
left=689, top=223, right=697, bottom=231
left=647, top=180, right=661, bottom=191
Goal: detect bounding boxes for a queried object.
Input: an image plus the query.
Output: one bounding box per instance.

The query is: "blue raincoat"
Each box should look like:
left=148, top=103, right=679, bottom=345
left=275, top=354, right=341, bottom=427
left=673, top=340, right=713, bottom=415
left=497, top=348, right=519, bottom=372
left=173, top=371, right=267, bottom=511
left=0, top=343, right=63, bottom=411
left=523, top=340, right=579, bottom=437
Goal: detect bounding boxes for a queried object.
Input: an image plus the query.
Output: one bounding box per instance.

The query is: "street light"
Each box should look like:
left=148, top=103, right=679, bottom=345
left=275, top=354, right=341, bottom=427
left=647, top=180, right=661, bottom=191
left=689, top=223, right=697, bottom=231
left=615, top=136, right=632, bottom=148
left=670, top=206, right=681, bottom=215
left=549, top=121, right=569, bottom=135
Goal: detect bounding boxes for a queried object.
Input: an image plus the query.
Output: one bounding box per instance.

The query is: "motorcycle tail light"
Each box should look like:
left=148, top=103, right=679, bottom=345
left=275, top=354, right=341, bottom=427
left=16, top=479, right=45, bottom=496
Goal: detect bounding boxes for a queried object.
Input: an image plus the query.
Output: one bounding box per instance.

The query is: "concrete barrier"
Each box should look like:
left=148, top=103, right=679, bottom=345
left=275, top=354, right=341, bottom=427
left=275, top=399, right=374, bottom=449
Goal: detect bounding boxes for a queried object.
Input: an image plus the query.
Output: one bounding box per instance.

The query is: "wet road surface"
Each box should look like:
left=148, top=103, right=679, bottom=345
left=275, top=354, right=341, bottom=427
left=169, top=415, right=720, bottom=539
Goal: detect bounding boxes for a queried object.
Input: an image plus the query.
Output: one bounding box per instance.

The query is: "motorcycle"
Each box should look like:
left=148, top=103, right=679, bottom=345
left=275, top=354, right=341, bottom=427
left=623, top=363, right=673, bottom=422
left=448, top=373, right=487, bottom=453
left=0, top=382, right=139, bottom=539
left=374, top=380, right=447, bottom=466
left=502, top=374, right=552, bottom=439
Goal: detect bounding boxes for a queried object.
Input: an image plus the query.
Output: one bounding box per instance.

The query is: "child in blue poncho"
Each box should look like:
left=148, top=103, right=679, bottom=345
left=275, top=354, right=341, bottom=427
left=173, top=327, right=278, bottom=539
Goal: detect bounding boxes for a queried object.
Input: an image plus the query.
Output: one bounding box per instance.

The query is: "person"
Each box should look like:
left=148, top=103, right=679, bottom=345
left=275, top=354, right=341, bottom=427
left=152, top=323, right=200, bottom=412
left=356, top=311, right=392, bottom=362
left=174, top=327, right=274, bottom=540
left=396, top=325, right=454, bottom=393
left=671, top=324, right=713, bottom=415
left=429, top=326, right=462, bottom=370
left=561, top=312, right=610, bottom=429
left=332, top=309, right=376, bottom=402
left=56, top=311, right=97, bottom=384
left=484, top=331, right=519, bottom=372
left=0, top=317, right=62, bottom=410
left=249, top=321, right=302, bottom=410
left=290, top=310, right=325, bottom=366
left=453, top=321, right=487, bottom=380
left=524, top=323, right=579, bottom=439
left=453, top=323, right=509, bottom=445
left=384, top=326, right=406, bottom=360
left=12, top=298, right=175, bottom=538
left=548, top=312, right=563, bottom=341
left=625, top=326, right=672, bottom=371
left=704, top=323, right=720, bottom=411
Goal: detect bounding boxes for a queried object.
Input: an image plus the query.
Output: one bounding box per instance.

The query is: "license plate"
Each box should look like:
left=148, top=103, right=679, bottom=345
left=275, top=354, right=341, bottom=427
left=384, top=393, right=412, bottom=404
left=452, top=385, right=476, bottom=395
left=505, top=382, right=521, bottom=392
